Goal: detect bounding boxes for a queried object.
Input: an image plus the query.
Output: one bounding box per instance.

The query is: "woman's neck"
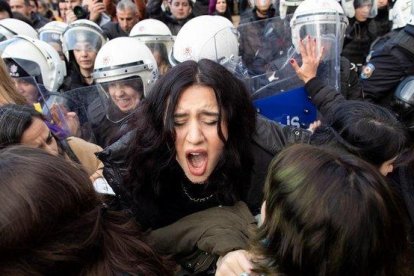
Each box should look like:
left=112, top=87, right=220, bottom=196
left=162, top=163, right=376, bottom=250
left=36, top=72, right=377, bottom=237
left=80, top=68, right=94, bottom=84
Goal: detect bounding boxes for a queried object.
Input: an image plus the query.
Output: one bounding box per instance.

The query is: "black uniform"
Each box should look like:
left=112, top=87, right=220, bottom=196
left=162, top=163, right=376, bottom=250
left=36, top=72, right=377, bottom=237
left=342, top=17, right=378, bottom=68
left=101, top=22, right=128, bottom=40
left=361, top=25, right=414, bottom=107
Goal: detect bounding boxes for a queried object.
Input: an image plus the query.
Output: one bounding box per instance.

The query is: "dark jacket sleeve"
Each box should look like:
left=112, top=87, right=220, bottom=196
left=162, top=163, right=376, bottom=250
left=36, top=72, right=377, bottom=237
left=246, top=115, right=311, bottom=215
left=305, top=77, right=346, bottom=116
left=98, top=131, right=136, bottom=212
left=340, top=56, right=362, bottom=100
left=147, top=201, right=256, bottom=274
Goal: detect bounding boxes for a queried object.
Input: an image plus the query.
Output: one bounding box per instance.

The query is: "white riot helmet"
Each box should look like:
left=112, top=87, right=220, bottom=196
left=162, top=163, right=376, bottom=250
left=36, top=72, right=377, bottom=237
left=291, top=0, right=349, bottom=60
left=129, top=19, right=175, bottom=75
left=390, top=0, right=412, bottom=29
left=409, top=0, right=414, bottom=25
left=38, top=21, right=68, bottom=61
left=0, top=35, right=66, bottom=92
left=170, top=15, right=239, bottom=67
left=342, top=0, right=378, bottom=19
left=389, top=0, right=413, bottom=29
left=279, top=0, right=304, bottom=19
left=39, top=21, right=68, bottom=42
left=0, top=18, right=38, bottom=41
left=92, top=37, right=158, bottom=97
left=130, top=19, right=173, bottom=38
left=62, top=19, right=107, bottom=61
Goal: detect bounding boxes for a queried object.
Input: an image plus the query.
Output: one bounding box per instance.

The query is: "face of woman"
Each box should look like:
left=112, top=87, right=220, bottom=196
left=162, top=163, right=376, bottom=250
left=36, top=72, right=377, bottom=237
left=174, top=85, right=228, bottom=183
left=13, top=78, right=39, bottom=104
left=108, top=83, right=141, bottom=113
left=73, top=42, right=97, bottom=71
left=355, top=4, right=371, bottom=22
left=169, top=0, right=192, bottom=20
left=216, top=0, right=227, bottom=13
left=20, top=118, right=59, bottom=156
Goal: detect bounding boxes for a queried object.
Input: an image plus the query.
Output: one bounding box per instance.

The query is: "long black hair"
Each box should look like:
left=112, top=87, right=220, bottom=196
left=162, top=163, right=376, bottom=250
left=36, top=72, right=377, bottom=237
left=125, top=59, right=256, bottom=229
left=0, top=104, right=80, bottom=163
left=311, top=100, right=407, bottom=167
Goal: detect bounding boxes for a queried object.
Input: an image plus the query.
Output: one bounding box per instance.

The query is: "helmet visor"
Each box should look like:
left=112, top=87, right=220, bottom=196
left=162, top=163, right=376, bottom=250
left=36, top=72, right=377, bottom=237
left=39, top=31, right=62, bottom=44
left=298, top=22, right=345, bottom=61
left=354, top=0, right=378, bottom=18
left=395, top=77, right=414, bottom=105
left=10, top=76, right=42, bottom=105
left=144, top=40, right=173, bottom=75
left=0, top=25, right=13, bottom=41
left=62, top=28, right=103, bottom=52
left=97, top=77, right=144, bottom=123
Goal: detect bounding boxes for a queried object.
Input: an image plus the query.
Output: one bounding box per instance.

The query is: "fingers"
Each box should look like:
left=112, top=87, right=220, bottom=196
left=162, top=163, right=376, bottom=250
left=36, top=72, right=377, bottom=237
left=307, top=120, right=321, bottom=133
left=65, top=10, right=77, bottom=23
left=289, top=58, right=300, bottom=73
left=298, top=36, right=307, bottom=57
left=215, top=250, right=253, bottom=276
left=317, top=46, right=325, bottom=63
left=309, top=37, right=316, bottom=59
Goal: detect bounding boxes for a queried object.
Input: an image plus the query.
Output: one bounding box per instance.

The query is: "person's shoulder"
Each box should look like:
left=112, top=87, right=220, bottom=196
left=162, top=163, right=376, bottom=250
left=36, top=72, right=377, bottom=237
left=101, top=21, right=118, bottom=31
left=67, top=136, right=103, bottom=152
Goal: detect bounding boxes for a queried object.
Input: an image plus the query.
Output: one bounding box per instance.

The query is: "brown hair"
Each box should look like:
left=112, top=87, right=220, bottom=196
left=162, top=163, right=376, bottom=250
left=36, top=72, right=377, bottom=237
left=250, top=144, right=413, bottom=275
left=0, top=146, right=174, bottom=275
left=0, top=57, right=27, bottom=105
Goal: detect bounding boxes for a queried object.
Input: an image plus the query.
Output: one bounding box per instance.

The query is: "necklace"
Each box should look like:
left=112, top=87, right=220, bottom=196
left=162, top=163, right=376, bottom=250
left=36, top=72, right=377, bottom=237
left=181, top=182, right=214, bottom=203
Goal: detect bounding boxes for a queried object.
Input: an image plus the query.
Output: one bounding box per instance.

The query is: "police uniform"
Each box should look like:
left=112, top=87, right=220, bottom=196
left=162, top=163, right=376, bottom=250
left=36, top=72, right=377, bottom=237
left=361, top=25, right=414, bottom=107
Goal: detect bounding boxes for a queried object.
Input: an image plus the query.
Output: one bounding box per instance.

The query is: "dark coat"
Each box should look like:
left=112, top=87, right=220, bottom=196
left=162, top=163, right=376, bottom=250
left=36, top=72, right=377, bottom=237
left=101, top=21, right=128, bottom=40
left=31, top=12, right=49, bottom=30
left=342, top=17, right=378, bottom=66
left=361, top=25, right=414, bottom=107
left=98, top=115, right=312, bottom=222
left=148, top=201, right=256, bottom=274
left=146, top=0, right=194, bottom=35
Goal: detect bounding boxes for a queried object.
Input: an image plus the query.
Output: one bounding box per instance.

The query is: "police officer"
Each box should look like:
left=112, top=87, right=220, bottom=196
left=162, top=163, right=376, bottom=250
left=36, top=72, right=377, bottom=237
left=361, top=0, right=414, bottom=108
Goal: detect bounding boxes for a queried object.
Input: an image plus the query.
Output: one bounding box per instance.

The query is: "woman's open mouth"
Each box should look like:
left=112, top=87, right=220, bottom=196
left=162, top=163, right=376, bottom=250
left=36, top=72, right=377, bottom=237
left=186, top=151, right=208, bottom=176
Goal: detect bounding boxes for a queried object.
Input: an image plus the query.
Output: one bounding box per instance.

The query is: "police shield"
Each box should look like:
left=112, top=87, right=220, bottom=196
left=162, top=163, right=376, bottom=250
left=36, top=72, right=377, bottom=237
left=237, top=13, right=342, bottom=128
left=38, top=84, right=97, bottom=142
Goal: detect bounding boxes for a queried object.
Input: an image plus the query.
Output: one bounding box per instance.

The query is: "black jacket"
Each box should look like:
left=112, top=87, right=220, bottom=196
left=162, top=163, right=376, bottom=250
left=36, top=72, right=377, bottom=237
left=342, top=17, right=378, bottom=66
left=31, top=12, right=49, bottom=30
left=98, top=115, right=312, bottom=220
left=239, top=6, right=277, bottom=25
left=361, top=25, right=414, bottom=107
left=101, top=22, right=128, bottom=40
left=146, top=0, right=194, bottom=35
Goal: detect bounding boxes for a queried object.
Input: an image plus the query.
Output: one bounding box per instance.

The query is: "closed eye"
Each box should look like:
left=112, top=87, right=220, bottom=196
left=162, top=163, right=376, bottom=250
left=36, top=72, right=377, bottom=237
left=46, top=132, right=54, bottom=145
left=204, top=120, right=218, bottom=126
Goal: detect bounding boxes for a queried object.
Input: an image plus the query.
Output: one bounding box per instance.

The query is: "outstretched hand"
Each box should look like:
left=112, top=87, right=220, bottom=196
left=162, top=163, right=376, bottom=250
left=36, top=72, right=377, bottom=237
left=290, top=36, right=324, bottom=84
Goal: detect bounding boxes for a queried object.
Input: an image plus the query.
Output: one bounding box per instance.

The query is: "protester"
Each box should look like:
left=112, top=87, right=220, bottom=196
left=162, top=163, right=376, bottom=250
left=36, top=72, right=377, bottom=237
left=146, top=0, right=194, bottom=35
left=102, top=0, right=139, bottom=39
left=216, top=144, right=413, bottom=275
left=0, top=104, right=103, bottom=181
left=99, top=59, right=259, bottom=274
left=0, top=146, right=174, bottom=275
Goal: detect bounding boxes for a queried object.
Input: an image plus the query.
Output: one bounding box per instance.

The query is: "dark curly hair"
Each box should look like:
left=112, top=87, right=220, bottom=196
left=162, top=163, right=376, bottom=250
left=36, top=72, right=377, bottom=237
left=125, top=59, right=257, bottom=229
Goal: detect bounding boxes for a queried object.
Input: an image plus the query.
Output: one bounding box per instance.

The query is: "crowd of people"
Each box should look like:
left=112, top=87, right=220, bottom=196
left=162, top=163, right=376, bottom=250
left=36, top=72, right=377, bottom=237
left=0, top=0, right=413, bottom=275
